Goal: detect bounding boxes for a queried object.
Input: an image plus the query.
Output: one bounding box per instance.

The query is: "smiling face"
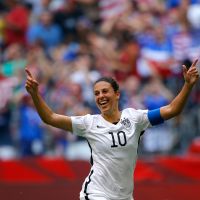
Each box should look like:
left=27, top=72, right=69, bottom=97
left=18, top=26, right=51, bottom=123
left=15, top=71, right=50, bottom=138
left=94, top=81, right=120, bottom=116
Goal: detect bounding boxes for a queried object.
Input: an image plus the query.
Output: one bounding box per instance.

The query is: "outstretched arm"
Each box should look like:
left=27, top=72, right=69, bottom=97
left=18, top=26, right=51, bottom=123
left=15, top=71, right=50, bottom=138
left=160, top=59, right=199, bottom=120
left=25, top=68, right=72, bottom=132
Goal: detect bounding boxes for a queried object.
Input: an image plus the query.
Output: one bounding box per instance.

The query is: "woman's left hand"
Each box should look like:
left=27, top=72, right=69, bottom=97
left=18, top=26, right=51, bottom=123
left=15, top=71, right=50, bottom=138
left=183, top=59, right=199, bottom=86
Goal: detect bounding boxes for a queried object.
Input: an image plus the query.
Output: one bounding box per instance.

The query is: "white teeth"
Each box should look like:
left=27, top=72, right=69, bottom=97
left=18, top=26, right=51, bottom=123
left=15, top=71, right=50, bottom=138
left=99, top=100, right=108, bottom=105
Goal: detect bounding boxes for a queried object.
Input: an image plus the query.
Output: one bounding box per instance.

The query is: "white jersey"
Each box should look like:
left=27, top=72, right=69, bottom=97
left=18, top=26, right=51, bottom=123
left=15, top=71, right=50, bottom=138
left=71, top=108, right=151, bottom=200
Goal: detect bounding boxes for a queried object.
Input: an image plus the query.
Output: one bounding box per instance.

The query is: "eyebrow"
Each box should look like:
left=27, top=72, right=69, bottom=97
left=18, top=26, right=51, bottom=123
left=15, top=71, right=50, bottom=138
left=94, top=87, right=109, bottom=91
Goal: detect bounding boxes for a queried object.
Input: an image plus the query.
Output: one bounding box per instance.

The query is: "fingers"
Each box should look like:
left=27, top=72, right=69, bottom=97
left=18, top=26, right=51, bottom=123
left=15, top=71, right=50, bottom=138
left=26, top=77, right=39, bottom=86
left=25, top=68, right=40, bottom=96
left=186, top=59, right=199, bottom=74
left=187, top=67, right=199, bottom=78
left=182, top=65, right=188, bottom=75
left=26, top=78, right=36, bottom=85
left=191, top=59, right=198, bottom=69
left=25, top=68, right=39, bottom=84
left=25, top=68, right=39, bottom=94
left=182, top=65, right=187, bottom=71
left=25, top=68, right=33, bottom=78
left=187, top=60, right=199, bottom=80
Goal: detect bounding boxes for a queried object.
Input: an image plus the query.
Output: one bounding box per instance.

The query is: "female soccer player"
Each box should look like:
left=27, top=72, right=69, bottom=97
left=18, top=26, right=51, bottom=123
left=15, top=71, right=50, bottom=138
left=25, top=59, right=199, bottom=200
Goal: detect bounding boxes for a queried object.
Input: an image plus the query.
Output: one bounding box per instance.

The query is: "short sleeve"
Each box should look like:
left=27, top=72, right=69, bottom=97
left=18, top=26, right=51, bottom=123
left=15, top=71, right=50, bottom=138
left=126, top=108, right=151, bottom=131
left=71, top=114, right=92, bottom=137
left=137, top=109, right=151, bottom=130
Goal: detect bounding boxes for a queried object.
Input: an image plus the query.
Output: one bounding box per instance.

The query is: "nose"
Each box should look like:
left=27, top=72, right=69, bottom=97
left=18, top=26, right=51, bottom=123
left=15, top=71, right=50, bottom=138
left=95, top=92, right=104, bottom=102
left=98, top=91, right=105, bottom=99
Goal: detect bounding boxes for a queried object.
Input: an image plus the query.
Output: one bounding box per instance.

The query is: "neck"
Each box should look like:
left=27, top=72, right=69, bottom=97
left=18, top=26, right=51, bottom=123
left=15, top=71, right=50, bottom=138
left=102, top=109, right=121, bottom=124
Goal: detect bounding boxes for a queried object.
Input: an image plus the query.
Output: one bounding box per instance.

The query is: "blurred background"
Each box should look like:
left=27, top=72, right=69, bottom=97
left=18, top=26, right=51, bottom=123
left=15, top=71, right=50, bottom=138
left=0, top=0, right=200, bottom=199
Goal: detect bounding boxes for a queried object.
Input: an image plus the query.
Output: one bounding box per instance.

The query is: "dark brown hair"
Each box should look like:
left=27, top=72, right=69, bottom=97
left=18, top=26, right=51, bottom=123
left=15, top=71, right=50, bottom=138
left=94, top=77, right=119, bottom=92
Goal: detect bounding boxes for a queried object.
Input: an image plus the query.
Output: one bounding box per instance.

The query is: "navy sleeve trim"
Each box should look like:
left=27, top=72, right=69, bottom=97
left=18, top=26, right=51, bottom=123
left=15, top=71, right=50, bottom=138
left=147, top=108, right=164, bottom=126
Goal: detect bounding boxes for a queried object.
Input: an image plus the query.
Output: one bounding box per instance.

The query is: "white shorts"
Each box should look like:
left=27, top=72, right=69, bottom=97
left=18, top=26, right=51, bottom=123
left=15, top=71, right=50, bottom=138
left=80, top=193, right=107, bottom=200
left=80, top=194, right=134, bottom=200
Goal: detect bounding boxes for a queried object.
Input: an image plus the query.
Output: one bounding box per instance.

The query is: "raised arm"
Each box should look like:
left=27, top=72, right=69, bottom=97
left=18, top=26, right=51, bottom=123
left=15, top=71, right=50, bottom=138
left=160, top=59, right=199, bottom=120
left=25, top=68, right=72, bottom=132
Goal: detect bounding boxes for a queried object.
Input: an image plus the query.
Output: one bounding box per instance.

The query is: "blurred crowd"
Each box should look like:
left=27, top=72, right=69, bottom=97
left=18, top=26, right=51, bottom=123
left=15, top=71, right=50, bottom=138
left=0, top=0, right=200, bottom=160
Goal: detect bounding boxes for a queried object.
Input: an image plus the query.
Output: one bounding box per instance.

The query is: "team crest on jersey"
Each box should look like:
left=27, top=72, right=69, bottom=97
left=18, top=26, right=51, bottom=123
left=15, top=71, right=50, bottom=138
left=121, top=118, right=132, bottom=129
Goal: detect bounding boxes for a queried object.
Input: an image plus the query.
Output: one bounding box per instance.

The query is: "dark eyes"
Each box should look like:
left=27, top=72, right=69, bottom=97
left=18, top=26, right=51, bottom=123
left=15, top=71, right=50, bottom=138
left=94, top=89, right=108, bottom=96
left=102, top=89, right=108, bottom=94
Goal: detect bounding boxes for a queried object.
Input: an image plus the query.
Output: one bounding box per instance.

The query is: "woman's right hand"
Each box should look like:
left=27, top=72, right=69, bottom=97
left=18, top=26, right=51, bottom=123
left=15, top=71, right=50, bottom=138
left=25, top=68, right=39, bottom=96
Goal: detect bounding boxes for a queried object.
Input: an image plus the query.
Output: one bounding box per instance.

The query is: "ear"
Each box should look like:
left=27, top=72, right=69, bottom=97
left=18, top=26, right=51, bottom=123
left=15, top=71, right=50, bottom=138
left=116, top=91, right=120, bottom=100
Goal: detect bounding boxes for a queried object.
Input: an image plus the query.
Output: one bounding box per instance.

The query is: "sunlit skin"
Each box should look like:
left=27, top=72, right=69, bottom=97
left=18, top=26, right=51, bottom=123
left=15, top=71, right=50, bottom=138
left=93, top=81, right=121, bottom=123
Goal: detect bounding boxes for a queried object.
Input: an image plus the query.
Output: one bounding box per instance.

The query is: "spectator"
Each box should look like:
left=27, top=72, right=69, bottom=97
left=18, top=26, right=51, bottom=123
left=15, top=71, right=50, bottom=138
left=1, top=43, right=27, bottom=77
left=121, top=75, right=144, bottom=109
left=141, top=77, right=176, bottom=153
left=27, top=10, right=63, bottom=53
left=137, top=24, right=174, bottom=79
left=3, top=0, right=31, bottom=46
left=18, top=94, right=44, bottom=157
left=0, top=103, right=14, bottom=157
left=24, top=0, right=52, bottom=20
left=0, top=74, right=18, bottom=159
left=53, top=0, right=85, bottom=42
left=70, top=54, right=101, bottom=111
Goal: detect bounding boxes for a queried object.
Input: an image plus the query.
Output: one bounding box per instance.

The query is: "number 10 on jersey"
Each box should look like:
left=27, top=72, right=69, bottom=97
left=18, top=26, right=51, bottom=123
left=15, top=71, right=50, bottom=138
left=109, top=131, right=127, bottom=147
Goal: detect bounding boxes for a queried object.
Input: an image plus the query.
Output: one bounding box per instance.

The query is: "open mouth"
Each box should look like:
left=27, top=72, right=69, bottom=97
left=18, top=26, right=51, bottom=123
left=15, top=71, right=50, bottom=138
left=99, top=99, right=109, bottom=107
